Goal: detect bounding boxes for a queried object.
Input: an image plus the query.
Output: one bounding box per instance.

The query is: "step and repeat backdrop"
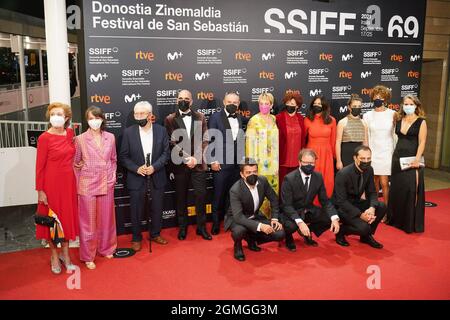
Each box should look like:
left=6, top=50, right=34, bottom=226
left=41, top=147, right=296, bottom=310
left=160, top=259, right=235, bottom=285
left=80, top=0, right=426, bottom=234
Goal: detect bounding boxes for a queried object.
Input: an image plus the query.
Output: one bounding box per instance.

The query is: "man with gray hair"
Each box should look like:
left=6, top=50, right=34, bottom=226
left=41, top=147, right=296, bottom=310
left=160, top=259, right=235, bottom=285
left=119, top=101, right=170, bottom=252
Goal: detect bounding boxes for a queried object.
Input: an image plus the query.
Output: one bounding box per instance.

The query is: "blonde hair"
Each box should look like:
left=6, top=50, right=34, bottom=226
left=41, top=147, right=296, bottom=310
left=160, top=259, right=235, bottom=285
left=258, top=92, right=274, bottom=105
left=370, top=85, right=392, bottom=102
left=396, top=95, right=426, bottom=120
left=46, top=102, right=72, bottom=128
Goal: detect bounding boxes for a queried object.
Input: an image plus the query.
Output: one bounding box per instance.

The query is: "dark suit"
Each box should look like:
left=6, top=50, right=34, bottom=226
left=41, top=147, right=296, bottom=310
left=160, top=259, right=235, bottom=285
left=225, top=176, right=285, bottom=244
left=119, top=123, right=169, bottom=241
left=281, top=169, right=338, bottom=238
left=333, top=163, right=386, bottom=237
left=207, top=109, right=245, bottom=227
left=164, top=109, right=208, bottom=230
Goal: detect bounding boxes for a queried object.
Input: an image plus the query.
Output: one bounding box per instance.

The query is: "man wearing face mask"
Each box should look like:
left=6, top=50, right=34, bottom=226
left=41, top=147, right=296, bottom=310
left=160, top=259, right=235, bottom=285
left=280, top=149, right=340, bottom=252
left=224, top=158, right=285, bottom=261
left=333, top=145, right=386, bottom=249
left=207, top=92, right=245, bottom=235
left=164, top=90, right=211, bottom=241
left=119, top=101, right=170, bottom=252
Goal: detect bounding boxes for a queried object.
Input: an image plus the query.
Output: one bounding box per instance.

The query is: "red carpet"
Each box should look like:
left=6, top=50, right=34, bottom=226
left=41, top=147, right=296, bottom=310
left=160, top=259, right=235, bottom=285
left=1, top=188, right=450, bottom=300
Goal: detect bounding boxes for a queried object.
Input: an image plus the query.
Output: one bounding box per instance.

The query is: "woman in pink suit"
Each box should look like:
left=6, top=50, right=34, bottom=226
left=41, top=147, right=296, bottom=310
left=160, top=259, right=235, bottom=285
left=74, top=106, right=117, bottom=270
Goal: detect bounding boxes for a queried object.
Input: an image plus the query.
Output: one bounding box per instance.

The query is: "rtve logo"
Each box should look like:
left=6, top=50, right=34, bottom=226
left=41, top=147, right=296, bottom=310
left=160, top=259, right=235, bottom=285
left=235, top=52, right=252, bottom=61
left=339, top=70, right=353, bottom=79
left=89, top=73, right=108, bottom=82
left=165, top=72, right=183, bottom=81
left=408, top=70, right=420, bottom=78
left=361, top=88, right=374, bottom=96
left=197, top=91, right=214, bottom=100
left=259, top=70, right=275, bottom=80
left=319, top=53, right=333, bottom=61
left=390, top=54, right=404, bottom=62
left=167, top=51, right=183, bottom=61
left=285, top=89, right=301, bottom=96
left=90, top=94, right=111, bottom=104
left=135, top=50, right=155, bottom=61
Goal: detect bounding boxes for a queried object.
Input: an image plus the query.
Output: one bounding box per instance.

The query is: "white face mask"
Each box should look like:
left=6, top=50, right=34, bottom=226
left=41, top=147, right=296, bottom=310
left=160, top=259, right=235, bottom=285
left=403, top=104, right=416, bottom=115
left=50, top=115, right=65, bottom=128
left=88, top=118, right=103, bottom=130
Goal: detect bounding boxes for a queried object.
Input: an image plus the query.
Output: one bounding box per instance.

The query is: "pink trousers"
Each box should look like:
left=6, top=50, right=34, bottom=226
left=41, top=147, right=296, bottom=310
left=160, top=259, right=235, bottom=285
left=78, top=189, right=117, bottom=262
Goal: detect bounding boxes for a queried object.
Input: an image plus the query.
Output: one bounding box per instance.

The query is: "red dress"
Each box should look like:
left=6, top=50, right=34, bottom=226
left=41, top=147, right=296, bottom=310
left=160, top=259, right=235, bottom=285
left=35, top=128, right=79, bottom=240
left=304, top=114, right=336, bottom=198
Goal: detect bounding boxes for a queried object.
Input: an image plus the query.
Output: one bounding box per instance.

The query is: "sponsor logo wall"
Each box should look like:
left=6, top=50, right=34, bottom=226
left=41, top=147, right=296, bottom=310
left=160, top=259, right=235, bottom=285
left=81, top=0, right=425, bottom=233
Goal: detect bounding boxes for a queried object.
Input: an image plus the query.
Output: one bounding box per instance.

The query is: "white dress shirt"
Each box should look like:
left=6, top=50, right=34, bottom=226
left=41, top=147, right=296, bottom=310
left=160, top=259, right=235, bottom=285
left=179, top=109, right=192, bottom=136
left=224, top=108, right=239, bottom=141
left=295, top=168, right=339, bottom=225
left=243, top=180, right=278, bottom=232
left=139, top=125, right=153, bottom=164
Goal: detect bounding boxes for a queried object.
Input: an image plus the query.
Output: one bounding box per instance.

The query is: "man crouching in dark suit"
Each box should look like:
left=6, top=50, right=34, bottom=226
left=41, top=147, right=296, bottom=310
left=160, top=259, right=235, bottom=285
left=224, top=157, right=285, bottom=261
left=281, top=149, right=340, bottom=252
left=333, top=145, right=385, bottom=249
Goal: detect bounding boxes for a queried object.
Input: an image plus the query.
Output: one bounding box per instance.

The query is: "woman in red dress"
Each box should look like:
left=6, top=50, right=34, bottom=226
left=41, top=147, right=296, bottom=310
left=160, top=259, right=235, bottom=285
left=304, top=96, right=337, bottom=198
left=36, top=102, right=79, bottom=274
left=276, top=91, right=306, bottom=187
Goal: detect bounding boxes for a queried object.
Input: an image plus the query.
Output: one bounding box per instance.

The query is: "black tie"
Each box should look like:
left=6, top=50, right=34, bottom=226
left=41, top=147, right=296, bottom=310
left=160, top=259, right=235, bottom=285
left=358, top=173, right=364, bottom=194
left=304, top=176, right=310, bottom=192
left=181, top=112, right=192, bottom=118
left=228, top=113, right=237, bottom=119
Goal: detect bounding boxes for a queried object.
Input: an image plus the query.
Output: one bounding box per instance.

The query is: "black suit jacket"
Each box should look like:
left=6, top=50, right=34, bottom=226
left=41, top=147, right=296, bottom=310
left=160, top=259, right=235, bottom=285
left=164, top=109, right=209, bottom=172
left=333, top=163, right=379, bottom=219
left=281, top=169, right=337, bottom=221
left=207, top=109, right=245, bottom=168
left=224, top=176, right=279, bottom=232
left=119, top=123, right=169, bottom=190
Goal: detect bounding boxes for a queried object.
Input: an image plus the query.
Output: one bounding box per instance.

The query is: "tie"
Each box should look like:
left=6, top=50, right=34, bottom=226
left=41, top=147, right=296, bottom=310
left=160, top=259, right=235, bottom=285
left=228, top=113, right=237, bottom=119
left=358, top=173, right=364, bottom=194
left=304, top=176, right=310, bottom=192
left=181, top=112, right=192, bottom=118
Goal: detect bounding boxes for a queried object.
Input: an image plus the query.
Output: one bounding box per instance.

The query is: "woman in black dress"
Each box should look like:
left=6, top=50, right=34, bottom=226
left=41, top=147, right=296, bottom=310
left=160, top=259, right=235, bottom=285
left=388, top=95, right=427, bottom=233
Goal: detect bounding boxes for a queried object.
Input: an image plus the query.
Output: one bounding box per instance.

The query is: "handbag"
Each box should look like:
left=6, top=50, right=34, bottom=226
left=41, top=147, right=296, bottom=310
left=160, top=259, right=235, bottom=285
left=34, top=214, right=56, bottom=227
left=34, top=203, right=56, bottom=227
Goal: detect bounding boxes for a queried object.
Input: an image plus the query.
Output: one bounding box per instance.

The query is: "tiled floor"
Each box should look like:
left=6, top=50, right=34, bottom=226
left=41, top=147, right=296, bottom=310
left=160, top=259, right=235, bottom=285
left=1, top=169, right=449, bottom=254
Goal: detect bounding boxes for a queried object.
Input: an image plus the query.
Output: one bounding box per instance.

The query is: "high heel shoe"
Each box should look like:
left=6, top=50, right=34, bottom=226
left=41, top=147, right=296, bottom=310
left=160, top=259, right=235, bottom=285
left=85, top=261, right=96, bottom=270
left=58, top=254, right=77, bottom=271
left=50, top=256, right=62, bottom=274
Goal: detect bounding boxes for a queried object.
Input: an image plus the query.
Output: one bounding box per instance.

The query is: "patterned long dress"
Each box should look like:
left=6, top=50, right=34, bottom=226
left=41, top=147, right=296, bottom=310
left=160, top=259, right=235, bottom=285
left=245, top=113, right=279, bottom=218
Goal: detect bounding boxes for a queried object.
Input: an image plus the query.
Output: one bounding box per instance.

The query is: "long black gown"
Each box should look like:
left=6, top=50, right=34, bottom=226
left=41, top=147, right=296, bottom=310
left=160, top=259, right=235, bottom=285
left=387, top=117, right=425, bottom=233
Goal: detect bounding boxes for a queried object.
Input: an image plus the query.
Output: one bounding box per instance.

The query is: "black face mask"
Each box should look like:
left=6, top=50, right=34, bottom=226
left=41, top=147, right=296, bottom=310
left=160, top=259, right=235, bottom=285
left=136, top=118, right=148, bottom=127
left=312, top=105, right=323, bottom=114
left=351, top=108, right=362, bottom=117
left=373, top=99, right=384, bottom=108
left=358, top=161, right=372, bottom=172
left=178, top=100, right=190, bottom=112
left=286, top=105, right=297, bottom=114
left=300, top=164, right=315, bottom=175
left=225, top=104, right=238, bottom=114
left=245, top=174, right=258, bottom=186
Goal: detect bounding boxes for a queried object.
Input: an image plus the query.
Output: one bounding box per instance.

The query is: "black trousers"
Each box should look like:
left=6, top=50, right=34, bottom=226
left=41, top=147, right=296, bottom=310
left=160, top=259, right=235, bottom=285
left=129, top=181, right=164, bottom=242
left=338, top=200, right=386, bottom=237
left=174, top=169, right=207, bottom=229
left=230, top=216, right=285, bottom=245
left=211, top=164, right=240, bottom=225
left=282, top=206, right=331, bottom=239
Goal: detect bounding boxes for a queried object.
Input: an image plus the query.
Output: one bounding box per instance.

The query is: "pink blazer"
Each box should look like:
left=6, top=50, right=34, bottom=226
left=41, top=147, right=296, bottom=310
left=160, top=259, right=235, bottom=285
left=74, top=130, right=117, bottom=196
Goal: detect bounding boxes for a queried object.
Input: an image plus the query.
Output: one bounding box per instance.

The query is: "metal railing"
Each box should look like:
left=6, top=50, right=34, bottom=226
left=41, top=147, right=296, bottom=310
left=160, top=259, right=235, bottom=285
left=0, top=120, right=82, bottom=148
